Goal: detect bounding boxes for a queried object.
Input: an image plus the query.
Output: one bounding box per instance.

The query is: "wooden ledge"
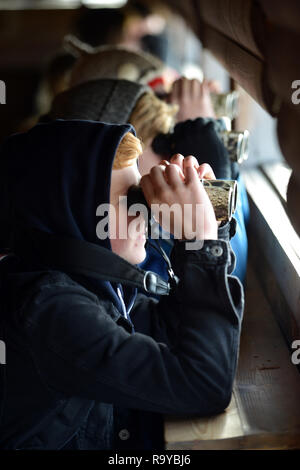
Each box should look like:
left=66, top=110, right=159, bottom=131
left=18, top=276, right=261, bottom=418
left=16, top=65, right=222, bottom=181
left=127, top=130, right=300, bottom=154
left=164, top=263, right=300, bottom=450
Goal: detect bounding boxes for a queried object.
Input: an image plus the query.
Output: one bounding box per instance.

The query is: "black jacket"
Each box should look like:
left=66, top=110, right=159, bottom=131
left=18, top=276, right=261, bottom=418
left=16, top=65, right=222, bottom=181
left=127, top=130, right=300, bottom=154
left=152, top=118, right=232, bottom=180
left=0, top=227, right=243, bottom=449
left=0, top=121, right=243, bottom=450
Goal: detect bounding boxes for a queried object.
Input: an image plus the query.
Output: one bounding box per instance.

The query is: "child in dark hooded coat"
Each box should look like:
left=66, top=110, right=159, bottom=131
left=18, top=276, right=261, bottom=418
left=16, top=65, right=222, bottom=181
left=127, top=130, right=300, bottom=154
left=46, top=77, right=248, bottom=284
left=0, top=120, right=243, bottom=450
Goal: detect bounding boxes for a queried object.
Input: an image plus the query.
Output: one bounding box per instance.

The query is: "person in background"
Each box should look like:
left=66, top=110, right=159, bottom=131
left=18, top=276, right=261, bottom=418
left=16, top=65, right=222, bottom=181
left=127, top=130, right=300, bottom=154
left=153, top=77, right=250, bottom=284
left=75, top=2, right=169, bottom=62
left=18, top=52, right=77, bottom=133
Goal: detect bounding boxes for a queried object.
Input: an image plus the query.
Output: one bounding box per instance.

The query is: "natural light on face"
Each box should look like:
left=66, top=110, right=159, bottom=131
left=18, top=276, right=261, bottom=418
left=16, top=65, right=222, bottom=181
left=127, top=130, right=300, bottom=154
left=109, top=163, right=147, bottom=265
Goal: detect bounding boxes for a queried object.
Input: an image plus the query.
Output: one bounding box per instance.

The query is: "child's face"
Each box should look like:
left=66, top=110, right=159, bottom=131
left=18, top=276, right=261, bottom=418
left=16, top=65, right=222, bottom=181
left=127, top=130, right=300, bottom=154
left=137, top=146, right=161, bottom=176
left=109, top=163, right=147, bottom=264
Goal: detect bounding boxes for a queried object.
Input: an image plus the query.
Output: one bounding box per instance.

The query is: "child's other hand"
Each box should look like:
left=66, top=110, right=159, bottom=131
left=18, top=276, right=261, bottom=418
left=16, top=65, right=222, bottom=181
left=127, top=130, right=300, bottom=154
left=140, top=154, right=218, bottom=241
left=168, top=77, right=216, bottom=122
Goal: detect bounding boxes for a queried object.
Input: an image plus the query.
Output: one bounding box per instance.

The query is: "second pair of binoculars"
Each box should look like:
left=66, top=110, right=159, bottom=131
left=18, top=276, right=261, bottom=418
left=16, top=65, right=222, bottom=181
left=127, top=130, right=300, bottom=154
left=211, top=91, right=249, bottom=164
left=127, top=178, right=238, bottom=227
left=151, top=118, right=249, bottom=165
left=210, top=91, right=239, bottom=121
left=209, top=117, right=250, bottom=164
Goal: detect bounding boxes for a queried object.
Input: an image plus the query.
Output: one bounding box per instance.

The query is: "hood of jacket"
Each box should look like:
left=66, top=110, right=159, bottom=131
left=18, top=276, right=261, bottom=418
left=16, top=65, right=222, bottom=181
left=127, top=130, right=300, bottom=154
left=1, top=119, right=137, bottom=314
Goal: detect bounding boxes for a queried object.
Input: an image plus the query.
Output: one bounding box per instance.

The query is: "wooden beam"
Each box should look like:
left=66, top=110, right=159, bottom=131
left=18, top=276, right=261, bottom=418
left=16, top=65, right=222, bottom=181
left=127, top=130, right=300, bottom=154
left=201, top=25, right=276, bottom=115
left=259, top=0, right=300, bottom=34
left=197, top=0, right=264, bottom=60
left=242, top=168, right=300, bottom=328
left=265, top=27, right=300, bottom=113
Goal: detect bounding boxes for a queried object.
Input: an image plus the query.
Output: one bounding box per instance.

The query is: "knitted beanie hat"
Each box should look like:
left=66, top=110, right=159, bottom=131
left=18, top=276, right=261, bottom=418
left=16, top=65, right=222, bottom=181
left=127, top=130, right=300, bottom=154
left=64, top=36, right=165, bottom=88
left=48, top=78, right=150, bottom=124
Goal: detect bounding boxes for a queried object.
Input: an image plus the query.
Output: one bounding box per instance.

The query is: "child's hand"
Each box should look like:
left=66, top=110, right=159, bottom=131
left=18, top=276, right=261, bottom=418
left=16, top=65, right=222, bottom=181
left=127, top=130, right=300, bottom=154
left=158, top=154, right=216, bottom=181
left=140, top=154, right=218, bottom=241
left=168, top=77, right=216, bottom=122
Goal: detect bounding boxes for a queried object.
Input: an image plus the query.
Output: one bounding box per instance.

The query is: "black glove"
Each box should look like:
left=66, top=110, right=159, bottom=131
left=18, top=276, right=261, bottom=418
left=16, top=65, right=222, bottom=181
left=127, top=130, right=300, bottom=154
left=152, top=118, right=232, bottom=180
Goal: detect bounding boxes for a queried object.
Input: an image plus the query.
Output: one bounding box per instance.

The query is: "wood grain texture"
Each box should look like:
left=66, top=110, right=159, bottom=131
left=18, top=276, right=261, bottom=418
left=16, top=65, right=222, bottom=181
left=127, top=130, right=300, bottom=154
left=265, top=27, right=300, bottom=113
left=165, top=392, right=243, bottom=444
left=259, top=0, right=300, bottom=34
left=235, top=264, right=300, bottom=437
left=0, top=10, right=78, bottom=68
left=164, top=263, right=300, bottom=450
left=245, top=199, right=300, bottom=355
left=242, top=169, right=300, bottom=327
left=277, top=105, right=300, bottom=177
left=197, top=0, right=264, bottom=59
left=166, top=432, right=300, bottom=450
left=247, top=226, right=299, bottom=348
left=201, top=25, right=276, bottom=115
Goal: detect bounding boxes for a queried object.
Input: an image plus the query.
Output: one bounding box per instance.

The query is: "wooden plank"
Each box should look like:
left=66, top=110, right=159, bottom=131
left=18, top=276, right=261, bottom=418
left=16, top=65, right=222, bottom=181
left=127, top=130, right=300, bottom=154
left=242, top=168, right=300, bottom=323
left=197, top=0, right=264, bottom=59
left=261, top=161, right=292, bottom=204
left=244, top=166, right=300, bottom=344
left=166, top=431, right=300, bottom=451
left=287, top=171, right=300, bottom=238
left=235, top=264, right=300, bottom=437
left=165, top=392, right=243, bottom=444
left=277, top=105, right=300, bottom=179
left=265, top=27, right=300, bottom=114
left=0, top=0, right=80, bottom=8
left=201, top=25, right=276, bottom=116
left=164, top=262, right=300, bottom=449
left=259, top=0, right=300, bottom=34
left=248, top=229, right=299, bottom=347
left=0, top=10, right=79, bottom=67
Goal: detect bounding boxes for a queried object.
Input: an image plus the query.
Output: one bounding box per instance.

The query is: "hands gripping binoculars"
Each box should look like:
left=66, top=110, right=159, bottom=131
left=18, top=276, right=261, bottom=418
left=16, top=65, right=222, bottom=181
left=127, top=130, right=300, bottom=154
left=127, top=178, right=237, bottom=226
left=156, top=89, right=249, bottom=164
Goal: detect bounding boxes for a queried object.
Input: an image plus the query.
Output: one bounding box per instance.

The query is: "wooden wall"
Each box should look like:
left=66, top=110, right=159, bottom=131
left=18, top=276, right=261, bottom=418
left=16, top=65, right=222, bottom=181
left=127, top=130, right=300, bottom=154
left=0, top=9, right=79, bottom=142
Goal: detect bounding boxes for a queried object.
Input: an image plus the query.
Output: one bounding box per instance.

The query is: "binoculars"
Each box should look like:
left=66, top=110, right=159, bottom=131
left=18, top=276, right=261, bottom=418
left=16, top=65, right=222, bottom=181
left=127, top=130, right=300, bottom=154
left=211, top=92, right=249, bottom=164
left=127, top=179, right=237, bottom=226
left=211, top=91, right=239, bottom=120
left=156, top=89, right=249, bottom=163
left=212, top=117, right=250, bottom=164
left=152, top=118, right=249, bottom=165
left=220, top=130, right=249, bottom=164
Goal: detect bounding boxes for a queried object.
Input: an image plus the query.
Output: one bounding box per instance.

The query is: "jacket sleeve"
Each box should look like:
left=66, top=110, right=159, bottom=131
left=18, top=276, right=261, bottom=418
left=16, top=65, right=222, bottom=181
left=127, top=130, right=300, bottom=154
left=152, top=118, right=232, bottom=180
left=131, top=217, right=238, bottom=339
left=22, top=237, right=244, bottom=418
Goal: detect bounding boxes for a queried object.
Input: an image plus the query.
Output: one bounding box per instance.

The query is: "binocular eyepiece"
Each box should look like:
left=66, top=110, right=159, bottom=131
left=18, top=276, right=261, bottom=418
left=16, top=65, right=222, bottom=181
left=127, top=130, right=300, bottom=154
left=210, top=91, right=240, bottom=120
left=212, top=118, right=249, bottom=164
